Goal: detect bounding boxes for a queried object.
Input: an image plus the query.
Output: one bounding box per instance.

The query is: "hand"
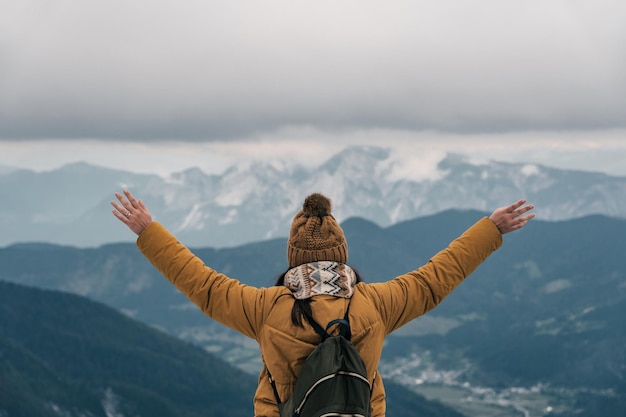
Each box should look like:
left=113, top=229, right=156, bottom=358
left=111, top=189, right=153, bottom=235
left=489, top=199, right=535, bottom=234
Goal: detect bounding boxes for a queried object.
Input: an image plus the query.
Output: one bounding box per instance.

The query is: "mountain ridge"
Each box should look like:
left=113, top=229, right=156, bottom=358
left=1, top=146, right=625, bottom=248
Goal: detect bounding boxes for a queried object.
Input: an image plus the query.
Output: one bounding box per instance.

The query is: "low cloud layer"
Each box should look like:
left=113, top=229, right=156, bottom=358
left=1, top=1, right=625, bottom=140
left=1, top=131, right=625, bottom=178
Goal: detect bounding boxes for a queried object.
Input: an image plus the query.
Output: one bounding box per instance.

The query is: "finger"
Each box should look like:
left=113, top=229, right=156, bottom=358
left=513, top=204, right=535, bottom=216
left=507, top=199, right=527, bottom=213
left=115, top=193, right=132, bottom=212
left=111, top=200, right=132, bottom=218
left=515, top=213, right=535, bottom=228
left=124, top=189, right=139, bottom=209
left=111, top=200, right=125, bottom=212
left=518, top=213, right=536, bottom=222
left=111, top=199, right=126, bottom=212
left=112, top=209, right=130, bottom=224
left=116, top=193, right=137, bottom=217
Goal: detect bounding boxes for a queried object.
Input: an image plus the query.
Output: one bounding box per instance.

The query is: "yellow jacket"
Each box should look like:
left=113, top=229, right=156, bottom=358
left=137, top=217, right=502, bottom=417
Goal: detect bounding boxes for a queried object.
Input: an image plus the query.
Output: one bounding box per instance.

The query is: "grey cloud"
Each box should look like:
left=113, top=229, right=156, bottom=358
left=1, top=0, right=625, bottom=141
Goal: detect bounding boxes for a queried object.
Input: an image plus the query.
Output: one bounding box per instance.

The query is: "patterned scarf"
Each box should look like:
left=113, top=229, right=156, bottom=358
left=284, top=261, right=357, bottom=300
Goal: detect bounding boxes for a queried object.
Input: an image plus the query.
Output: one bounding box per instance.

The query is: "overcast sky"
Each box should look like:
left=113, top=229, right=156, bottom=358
left=1, top=1, right=625, bottom=176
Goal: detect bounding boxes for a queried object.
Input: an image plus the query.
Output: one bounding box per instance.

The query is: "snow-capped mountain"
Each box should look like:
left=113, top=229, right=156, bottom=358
left=1, top=146, right=625, bottom=248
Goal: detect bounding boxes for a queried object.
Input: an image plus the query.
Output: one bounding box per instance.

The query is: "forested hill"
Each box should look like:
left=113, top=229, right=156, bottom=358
left=0, top=281, right=466, bottom=417
left=0, top=280, right=257, bottom=417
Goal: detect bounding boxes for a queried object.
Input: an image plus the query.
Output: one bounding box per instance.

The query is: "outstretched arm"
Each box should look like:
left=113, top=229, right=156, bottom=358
left=489, top=199, right=535, bottom=234
left=110, top=189, right=274, bottom=338
left=111, top=189, right=153, bottom=235
left=372, top=198, right=535, bottom=333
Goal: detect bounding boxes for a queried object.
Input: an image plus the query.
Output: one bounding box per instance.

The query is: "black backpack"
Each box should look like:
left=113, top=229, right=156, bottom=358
left=269, top=307, right=372, bottom=417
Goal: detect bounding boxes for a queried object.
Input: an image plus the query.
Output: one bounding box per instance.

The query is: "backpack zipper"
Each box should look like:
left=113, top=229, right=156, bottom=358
left=294, top=371, right=370, bottom=415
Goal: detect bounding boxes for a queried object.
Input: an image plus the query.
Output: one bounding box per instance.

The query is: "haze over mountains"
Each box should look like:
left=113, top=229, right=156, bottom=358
left=1, top=146, right=625, bottom=248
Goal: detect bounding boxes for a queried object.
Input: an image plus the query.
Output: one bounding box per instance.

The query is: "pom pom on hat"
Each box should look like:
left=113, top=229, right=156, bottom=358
left=302, top=193, right=331, bottom=217
left=287, top=193, right=348, bottom=267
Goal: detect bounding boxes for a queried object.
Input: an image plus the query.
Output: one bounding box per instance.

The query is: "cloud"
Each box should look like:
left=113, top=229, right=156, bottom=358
left=1, top=129, right=625, bottom=178
left=1, top=0, right=625, bottom=140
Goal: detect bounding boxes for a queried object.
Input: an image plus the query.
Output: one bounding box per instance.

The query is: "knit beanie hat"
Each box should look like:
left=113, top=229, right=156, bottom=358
left=287, top=193, right=348, bottom=267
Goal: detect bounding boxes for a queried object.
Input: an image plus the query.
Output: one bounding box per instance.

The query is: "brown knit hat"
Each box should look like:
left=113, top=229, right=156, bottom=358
left=287, top=193, right=348, bottom=267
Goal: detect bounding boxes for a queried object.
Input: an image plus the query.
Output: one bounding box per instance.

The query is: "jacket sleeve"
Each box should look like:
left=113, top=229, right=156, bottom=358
left=136, top=222, right=276, bottom=339
left=367, top=217, right=503, bottom=334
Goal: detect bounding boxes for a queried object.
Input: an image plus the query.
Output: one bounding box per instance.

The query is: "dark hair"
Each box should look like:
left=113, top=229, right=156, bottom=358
left=275, top=266, right=363, bottom=327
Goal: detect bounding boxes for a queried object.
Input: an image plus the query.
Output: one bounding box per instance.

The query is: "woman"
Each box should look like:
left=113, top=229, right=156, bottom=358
left=111, top=190, right=534, bottom=417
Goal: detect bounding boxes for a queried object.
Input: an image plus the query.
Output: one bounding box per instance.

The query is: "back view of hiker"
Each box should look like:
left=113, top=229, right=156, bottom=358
left=112, top=189, right=534, bottom=417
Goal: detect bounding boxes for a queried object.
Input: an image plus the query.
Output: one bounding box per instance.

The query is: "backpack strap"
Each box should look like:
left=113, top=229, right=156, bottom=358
left=304, top=313, right=330, bottom=340
left=304, top=303, right=352, bottom=341
left=324, top=315, right=351, bottom=340
left=267, top=368, right=282, bottom=405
